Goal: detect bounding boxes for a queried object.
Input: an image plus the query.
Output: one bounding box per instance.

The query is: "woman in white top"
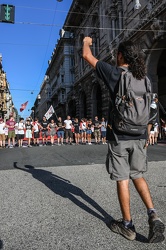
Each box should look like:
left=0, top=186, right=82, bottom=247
left=80, top=118, right=87, bottom=144
left=15, top=118, right=25, bottom=147
left=0, top=117, right=6, bottom=148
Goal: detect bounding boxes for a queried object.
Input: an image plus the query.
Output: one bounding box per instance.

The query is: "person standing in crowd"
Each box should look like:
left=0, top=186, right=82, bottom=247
left=56, top=117, right=65, bottom=146
left=154, top=123, right=159, bottom=145
left=48, top=119, right=57, bottom=146
left=161, top=118, right=166, bottom=140
left=149, top=125, right=155, bottom=146
left=101, top=117, right=107, bottom=145
left=15, top=118, right=25, bottom=147
left=86, top=119, right=92, bottom=145
left=83, top=37, right=165, bottom=242
left=25, top=119, right=33, bottom=147
left=33, top=118, right=41, bottom=146
left=14, top=121, right=19, bottom=147
left=80, top=118, right=87, bottom=144
left=64, top=115, right=73, bottom=145
left=93, top=116, right=101, bottom=144
left=6, top=115, right=16, bottom=148
left=147, top=94, right=158, bottom=137
left=73, top=118, right=80, bottom=145
left=0, top=117, right=6, bottom=148
left=40, top=116, right=49, bottom=146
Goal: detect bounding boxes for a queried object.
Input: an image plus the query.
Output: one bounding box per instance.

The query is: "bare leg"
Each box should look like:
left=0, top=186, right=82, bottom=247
left=117, top=180, right=131, bottom=221
left=132, top=177, right=154, bottom=209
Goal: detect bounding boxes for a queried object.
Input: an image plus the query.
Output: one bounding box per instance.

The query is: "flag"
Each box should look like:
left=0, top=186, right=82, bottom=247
left=44, top=105, right=55, bottom=120
left=20, top=101, right=28, bottom=112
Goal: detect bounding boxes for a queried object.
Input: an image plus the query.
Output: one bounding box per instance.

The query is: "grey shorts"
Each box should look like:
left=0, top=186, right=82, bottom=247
left=105, top=140, right=148, bottom=181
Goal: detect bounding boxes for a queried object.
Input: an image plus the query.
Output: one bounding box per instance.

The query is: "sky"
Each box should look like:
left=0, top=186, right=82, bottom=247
left=0, top=0, right=73, bottom=119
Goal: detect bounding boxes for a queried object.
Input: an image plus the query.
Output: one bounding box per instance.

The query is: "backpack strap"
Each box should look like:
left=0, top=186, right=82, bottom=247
left=118, top=66, right=129, bottom=97
left=145, top=76, right=152, bottom=93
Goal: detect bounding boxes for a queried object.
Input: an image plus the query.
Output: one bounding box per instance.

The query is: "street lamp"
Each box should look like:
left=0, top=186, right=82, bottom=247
left=37, top=94, right=41, bottom=105
left=135, top=0, right=141, bottom=9
left=135, top=0, right=141, bottom=10
left=37, top=94, right=41, bottom=100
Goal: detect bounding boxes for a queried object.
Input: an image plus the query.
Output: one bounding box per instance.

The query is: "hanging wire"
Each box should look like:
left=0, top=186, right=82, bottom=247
left=14, top=5, right=166, bottom=23
left=3, top=2, right=166, bottom=114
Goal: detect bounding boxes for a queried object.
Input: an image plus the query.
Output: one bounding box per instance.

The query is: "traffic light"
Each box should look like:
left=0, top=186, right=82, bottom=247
left=0, top=4, right=15, bottom=23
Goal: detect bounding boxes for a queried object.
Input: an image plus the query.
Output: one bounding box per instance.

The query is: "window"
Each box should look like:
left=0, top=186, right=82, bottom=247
left=61, top=74, right=64, bottom=83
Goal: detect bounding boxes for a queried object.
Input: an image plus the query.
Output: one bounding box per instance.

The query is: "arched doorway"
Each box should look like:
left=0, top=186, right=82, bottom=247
left=157, top=49, right=166, bottom=118
left=147, top=40, right=166, bottom=120
left=68, top=99, right=76, bottom=118
left=80, top=91, right=87, bottom=119
left=92, top=84, right=102, bottom=119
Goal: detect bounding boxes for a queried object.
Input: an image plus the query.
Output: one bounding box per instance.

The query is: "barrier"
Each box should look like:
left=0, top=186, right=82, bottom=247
left=22, top=131, right=57, bottom=144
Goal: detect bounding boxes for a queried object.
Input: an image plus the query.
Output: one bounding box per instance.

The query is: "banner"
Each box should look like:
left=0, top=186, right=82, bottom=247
left=44, top=105, right=55, bottom=120
left=20, top=101, right=28, bottom=112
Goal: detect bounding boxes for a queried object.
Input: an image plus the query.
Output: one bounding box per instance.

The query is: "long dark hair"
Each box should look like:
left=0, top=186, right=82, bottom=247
left=118, top=40, right=146, bottom=80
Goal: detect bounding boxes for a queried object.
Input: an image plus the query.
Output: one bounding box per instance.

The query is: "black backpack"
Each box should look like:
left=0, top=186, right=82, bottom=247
left=112, top=68, right=152, bottom=135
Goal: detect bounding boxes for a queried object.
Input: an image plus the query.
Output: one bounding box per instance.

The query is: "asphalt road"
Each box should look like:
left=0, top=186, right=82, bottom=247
left=0, top=142, right=165, bottom=250
left=0, top=141, right=166, bottom=170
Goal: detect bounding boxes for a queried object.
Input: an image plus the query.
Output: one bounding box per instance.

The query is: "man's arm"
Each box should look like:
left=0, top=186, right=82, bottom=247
left=82, top=37, right=98, bottom=69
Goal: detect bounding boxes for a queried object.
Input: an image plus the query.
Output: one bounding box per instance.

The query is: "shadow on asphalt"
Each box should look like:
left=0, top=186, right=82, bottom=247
left=13, top=162, right=149, bottom=243
left=0, top=240, right=3, bottom=249
left=13, top=162, right=112, bottom=223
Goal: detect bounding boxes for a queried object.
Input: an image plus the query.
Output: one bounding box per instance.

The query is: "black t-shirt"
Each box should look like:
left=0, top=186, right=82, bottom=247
left=93, top=120, right=101, bottom=130
left=41, top=121, right=48, bottom=131
left=57, top=121, right=64, bottom=131
left=26, top=123, right=32, bottom=130
left=73, top=122, right=79, bottom=133
left=96, top=61, right=146, bottom=141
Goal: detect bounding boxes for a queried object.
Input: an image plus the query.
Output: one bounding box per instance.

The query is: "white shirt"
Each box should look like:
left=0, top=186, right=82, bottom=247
left=154, top=124, right=158, bottom=133
left=0, top=122, right=5, bottom=134
left=33, top=122, right=40, bottom=132
left=15, top=122, right=25, bottom=135
left=64, top=119, right=72, bottom=129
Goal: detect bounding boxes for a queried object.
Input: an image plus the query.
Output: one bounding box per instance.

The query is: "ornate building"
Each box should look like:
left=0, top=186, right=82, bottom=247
left=64, top=0, right=166, bottom=120
left=0, top=54, right=16, bottom=120
left=35, top=0, right=166, bottom=121
left=33, top=29, right=75, bottom=121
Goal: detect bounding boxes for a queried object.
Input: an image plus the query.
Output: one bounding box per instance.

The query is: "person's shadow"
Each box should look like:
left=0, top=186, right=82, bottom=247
left=13, top=162, right=112, bottom=223
left=0, top=240, right=3, bottom=249
left=13, top=162, right=148, bottom=243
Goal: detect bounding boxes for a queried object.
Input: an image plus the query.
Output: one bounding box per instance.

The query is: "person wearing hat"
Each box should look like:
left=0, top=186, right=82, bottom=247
left=0, top=117, right=6, bottom=148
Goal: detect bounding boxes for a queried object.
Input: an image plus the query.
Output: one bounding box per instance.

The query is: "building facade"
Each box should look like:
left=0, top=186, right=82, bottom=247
left=0, top=54, right=16, bottom=120
left=33, top=29, right=75, bottom=121
left=35, top=0, right=166, bottom=121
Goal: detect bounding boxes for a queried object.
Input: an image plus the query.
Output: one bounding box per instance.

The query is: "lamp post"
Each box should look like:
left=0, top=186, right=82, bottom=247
left=135, top=0, right=141, bottom=10
left=37, top=94, right=41, bottom=105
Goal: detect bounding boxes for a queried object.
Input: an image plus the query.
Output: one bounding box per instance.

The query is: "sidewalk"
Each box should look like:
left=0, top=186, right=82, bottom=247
left=0, top=162, right=165, bottom=250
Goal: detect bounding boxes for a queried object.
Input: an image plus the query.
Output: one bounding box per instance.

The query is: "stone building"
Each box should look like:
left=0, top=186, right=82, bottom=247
left=64, top=0, right=166, bottom=120
left=33, top=29, right=75, bottom=121
left=0, top=54, right=16, bottom=120
left=35, top=0, right=166, bottom=121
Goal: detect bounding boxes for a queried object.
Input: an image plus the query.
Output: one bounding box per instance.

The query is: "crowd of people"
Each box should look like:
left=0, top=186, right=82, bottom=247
left=148, top=119, right=166, bottom=145
left=0, top=115, right=108, bottom=148
left=0, top=114, right=166, bottom=149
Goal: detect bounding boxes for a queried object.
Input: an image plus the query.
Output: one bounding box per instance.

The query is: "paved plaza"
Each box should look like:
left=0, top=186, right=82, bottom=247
left=0, top=144, right=165, bottom=250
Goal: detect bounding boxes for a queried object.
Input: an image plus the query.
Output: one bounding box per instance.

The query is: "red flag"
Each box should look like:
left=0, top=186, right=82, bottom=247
left=20, top=101, right=28, bottom=112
